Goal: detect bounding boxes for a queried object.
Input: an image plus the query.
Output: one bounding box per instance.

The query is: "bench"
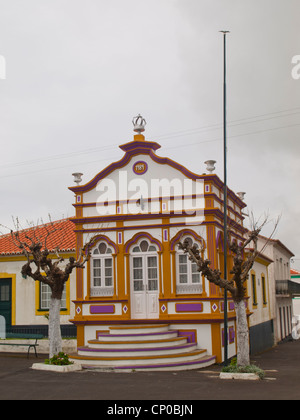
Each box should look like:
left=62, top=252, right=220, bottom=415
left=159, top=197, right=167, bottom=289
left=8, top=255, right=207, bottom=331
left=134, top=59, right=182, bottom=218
left=0, top=333, right=44, bottom=358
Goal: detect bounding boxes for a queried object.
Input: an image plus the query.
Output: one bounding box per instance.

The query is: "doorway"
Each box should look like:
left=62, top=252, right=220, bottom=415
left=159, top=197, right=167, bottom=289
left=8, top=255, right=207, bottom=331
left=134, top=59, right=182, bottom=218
left=130, top=240, right=159, bottom=319
left=0, top=278, right=12, bottom=330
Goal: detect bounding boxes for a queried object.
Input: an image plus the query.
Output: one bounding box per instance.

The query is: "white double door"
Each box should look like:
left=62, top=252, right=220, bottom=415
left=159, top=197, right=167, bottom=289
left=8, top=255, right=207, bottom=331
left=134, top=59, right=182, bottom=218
left=130, top=253, right=159, bottom=319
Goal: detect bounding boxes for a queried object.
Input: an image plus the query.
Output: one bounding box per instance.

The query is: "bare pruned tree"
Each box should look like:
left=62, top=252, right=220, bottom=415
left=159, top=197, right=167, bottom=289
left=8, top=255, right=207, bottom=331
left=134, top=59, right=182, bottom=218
left=178, top=214, right=280, bottom=367
left=5, top=216, right=96, bottom=358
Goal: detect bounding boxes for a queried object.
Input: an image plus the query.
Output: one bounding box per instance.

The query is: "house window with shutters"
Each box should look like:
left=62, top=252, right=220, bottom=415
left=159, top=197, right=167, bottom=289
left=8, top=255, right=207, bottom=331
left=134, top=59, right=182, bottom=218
left=176, top=236, right=202, bottom=294
left=90, top=241, right=114, bottom=297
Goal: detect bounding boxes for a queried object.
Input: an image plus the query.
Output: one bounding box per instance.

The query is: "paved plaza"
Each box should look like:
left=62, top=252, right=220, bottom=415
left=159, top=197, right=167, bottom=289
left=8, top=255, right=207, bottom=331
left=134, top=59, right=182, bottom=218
left=0, top=339, right=299, bottom=402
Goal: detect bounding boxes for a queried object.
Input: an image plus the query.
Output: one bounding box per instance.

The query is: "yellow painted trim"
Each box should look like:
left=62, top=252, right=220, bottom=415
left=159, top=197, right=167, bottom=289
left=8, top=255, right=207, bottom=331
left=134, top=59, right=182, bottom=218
left=0, top=252, right=75, bottom=262
left=158, top=251, right=163, bottom=298
left=116, top=246, right=125, bottom=299
left=125, top=253, right=131, bottom=312
left=76, top=312, right=235, bottom=323
left=161, top=232, right=171, bottom=297
left=76, top=324, right=85, bottom=347
left=211, top=323, right=222, bottom=363
left=171, top=251, right=176, bottom=298
left=65, top=279, right=71, bottom=315
left=255, top=256, right=271, bottom=267
left=86, top=258, right=91, bottom=300
left=76, top=230, right=84, bottom=299
left=0, top=255, right=28, bottom=262
left=0, top=273, right=16, bottom=326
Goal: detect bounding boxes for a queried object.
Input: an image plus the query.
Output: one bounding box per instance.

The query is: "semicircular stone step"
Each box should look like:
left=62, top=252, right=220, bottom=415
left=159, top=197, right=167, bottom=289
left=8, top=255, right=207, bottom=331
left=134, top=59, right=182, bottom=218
left=96, top=330, right=180, bottom=342
left=70, top=349, right=207, bottom=367
left=70, top=323, right=216, bottom=372
left=87, top=336, right=188, bottom=349
left=77, top=342, right=198, bottom=358
left=113, top=355, right=217, bottom=372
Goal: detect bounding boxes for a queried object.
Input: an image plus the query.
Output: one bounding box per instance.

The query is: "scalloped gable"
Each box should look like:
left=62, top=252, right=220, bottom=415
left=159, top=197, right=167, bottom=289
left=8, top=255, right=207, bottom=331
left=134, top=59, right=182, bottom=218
left=70, top=135, right=217, bottom=193
left=68, top=134, right=246, bottom=210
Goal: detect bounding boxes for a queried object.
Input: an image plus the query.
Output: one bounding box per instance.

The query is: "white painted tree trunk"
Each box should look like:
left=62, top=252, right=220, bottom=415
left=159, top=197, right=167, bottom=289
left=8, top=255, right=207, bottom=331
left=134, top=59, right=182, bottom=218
left=49, top=298, right=62, bottom=358
left=234, top=300, right=250, bottom=367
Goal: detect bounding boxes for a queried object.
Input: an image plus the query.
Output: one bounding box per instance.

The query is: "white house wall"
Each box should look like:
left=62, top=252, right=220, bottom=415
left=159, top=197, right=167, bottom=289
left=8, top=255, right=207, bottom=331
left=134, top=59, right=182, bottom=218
left=0, top=257, right=76, bottom=327
left=81, top=154, right=205, bottom=219
left=248, top=260, right=271, bottom=328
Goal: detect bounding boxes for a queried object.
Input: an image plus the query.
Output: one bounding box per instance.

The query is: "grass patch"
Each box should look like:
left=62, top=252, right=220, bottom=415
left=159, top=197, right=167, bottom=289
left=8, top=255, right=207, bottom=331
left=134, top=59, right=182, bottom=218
left=221, top=357, right=265, bottom=379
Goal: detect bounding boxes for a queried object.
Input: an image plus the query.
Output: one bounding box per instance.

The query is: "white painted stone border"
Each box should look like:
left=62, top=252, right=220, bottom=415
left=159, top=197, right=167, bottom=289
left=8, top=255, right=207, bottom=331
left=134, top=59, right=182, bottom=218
left=31, top=363, right=82, bottom=373
left=219, top=372, right=260, bottom=380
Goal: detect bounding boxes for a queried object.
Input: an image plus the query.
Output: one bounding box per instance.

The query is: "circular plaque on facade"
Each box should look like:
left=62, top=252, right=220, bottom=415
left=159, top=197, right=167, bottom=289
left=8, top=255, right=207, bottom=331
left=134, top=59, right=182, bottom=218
left=133, top=161, right=148, bottom=175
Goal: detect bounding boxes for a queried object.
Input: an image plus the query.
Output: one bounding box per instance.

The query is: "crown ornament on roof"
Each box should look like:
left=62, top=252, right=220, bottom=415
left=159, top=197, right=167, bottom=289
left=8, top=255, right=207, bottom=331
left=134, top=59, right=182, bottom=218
left=132, top=114, right=146, bottom=134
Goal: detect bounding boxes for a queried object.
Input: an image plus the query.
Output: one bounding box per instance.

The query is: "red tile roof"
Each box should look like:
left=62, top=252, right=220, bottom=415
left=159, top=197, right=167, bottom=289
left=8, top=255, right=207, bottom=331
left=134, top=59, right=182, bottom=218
left=0, top=219, right=75, bottom=256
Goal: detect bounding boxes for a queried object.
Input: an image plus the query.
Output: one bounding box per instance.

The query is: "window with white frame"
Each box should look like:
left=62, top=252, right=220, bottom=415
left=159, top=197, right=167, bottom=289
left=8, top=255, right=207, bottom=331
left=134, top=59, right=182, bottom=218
left=90, top=241, right=114, bottom=297
left=40, top=283, right=67, bottom=310
left=131, top=239, right=158, bottom=293
left=176, top=236, right=202, bottom=294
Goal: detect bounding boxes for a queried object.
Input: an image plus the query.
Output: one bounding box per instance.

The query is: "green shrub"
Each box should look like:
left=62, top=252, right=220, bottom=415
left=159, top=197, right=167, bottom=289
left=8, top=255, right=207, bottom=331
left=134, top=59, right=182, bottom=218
left=45, top=352, right=73, bottom=366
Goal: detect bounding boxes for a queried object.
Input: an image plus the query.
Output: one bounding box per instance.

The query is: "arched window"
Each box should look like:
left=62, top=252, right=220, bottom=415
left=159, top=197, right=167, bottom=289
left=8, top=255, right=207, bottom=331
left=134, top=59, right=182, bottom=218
left=90, top=241, right=114, bottom=296
left=176, top=236, right=202, bottom=295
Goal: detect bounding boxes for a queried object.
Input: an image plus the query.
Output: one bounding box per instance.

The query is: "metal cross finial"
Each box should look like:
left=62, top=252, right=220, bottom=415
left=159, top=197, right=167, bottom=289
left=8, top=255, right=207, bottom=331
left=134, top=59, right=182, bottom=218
left=132, top=114, right=146, bottom=134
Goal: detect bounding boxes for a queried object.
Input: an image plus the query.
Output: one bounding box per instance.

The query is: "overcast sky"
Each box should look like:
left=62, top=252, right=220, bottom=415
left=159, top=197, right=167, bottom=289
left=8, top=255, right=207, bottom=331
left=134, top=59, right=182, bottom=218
left=0, top=0, right=299, bottom=268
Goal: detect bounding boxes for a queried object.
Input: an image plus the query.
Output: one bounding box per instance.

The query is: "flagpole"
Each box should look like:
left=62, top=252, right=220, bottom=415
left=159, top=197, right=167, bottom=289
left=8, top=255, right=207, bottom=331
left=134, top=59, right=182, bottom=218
left=220, top=30, right=230, bottom=366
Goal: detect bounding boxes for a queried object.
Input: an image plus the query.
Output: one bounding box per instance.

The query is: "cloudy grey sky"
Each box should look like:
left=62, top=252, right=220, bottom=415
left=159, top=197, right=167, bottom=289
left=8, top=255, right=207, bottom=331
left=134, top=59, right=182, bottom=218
left=0, top=0, right=299, bottom=267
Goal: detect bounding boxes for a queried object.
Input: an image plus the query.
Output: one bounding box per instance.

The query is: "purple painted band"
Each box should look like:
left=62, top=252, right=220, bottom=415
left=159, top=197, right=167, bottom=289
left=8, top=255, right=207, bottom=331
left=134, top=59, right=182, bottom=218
left=175, top=303, right=203, bottom=313
left=90, top=305, right=115, bottom=314
left=97, top=330, right=179, bottom=338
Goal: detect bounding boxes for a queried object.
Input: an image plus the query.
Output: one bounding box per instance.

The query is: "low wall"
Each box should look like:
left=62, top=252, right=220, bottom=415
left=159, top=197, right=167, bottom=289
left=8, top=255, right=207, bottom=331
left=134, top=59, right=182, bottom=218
left=0, top=338, right=77, bottom=355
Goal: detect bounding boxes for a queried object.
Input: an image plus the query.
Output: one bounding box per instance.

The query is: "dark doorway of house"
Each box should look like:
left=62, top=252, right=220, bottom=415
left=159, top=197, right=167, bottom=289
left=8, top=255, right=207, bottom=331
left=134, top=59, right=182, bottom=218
left=0, top=278, right=12, bottom=330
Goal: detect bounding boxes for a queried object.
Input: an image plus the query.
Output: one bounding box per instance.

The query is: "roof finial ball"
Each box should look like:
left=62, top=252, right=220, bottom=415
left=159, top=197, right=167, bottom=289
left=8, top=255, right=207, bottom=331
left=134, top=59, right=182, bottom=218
left=132, top=114, right=146, bottom=134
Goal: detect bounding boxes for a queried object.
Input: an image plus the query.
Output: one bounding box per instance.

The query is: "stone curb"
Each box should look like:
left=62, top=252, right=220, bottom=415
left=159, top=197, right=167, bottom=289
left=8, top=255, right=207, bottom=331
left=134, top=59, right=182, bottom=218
left=219, top=372, right=260, bottom=380
left=31, top=362, right=82, bottom=373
